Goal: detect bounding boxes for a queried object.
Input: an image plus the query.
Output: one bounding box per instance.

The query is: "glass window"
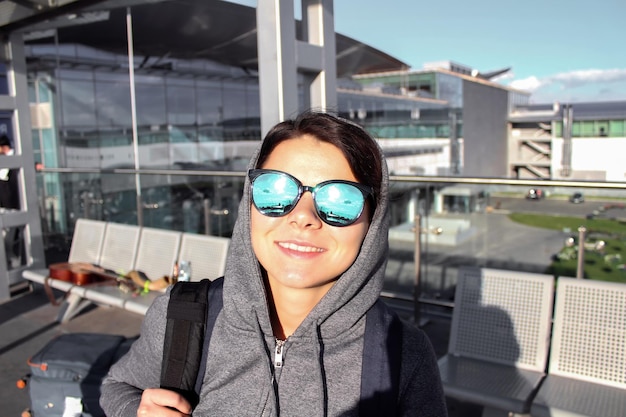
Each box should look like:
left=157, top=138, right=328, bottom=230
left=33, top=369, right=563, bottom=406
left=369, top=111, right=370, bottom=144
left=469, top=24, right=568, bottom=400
left=197, top=85, right=222, bottom=126
left=96, top=72, right=130, bottom=82
left=135, top=79, right=167, bottom=127
left=42, top=129, right=59, bottom=168
left=59, top=79, right=97, bottom=126
left=59, top=68, right=94, bottom=81
left=246, top=83, right=260, bottom=120
left=580, top=121, right=595, bottom=136
left=167, top=84, right=196, bottom=126
left=609, top=120, right=624, bottom=136
left=222, top=80, right=246, bottom=123
left=436, top=73, right=463, bottom=107
left=38, top=80, right=52, bottom=103
left=554, top=122, right=563, bottom=137
left=596, top=121, right=609, bottom=137
left=28, top=82, right=37, bottom=103
left=95, top=80, right=132, bottom=127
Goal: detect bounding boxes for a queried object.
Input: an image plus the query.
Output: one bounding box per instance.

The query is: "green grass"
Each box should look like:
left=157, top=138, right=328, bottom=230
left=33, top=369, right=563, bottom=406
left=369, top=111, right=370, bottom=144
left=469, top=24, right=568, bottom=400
left=508, top=213, right=626, bottom=283
left=508, top=213, right=626, bottom=235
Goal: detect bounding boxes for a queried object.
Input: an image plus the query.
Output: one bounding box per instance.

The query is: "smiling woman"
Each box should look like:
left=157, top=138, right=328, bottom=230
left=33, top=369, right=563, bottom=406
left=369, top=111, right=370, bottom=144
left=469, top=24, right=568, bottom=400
left=100, top=111, right=448, bottom=417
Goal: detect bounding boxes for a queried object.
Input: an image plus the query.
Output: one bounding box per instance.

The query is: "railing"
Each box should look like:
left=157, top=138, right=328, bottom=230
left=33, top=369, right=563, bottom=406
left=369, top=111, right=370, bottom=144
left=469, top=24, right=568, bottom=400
left=34, top=168, right=626, bottom=319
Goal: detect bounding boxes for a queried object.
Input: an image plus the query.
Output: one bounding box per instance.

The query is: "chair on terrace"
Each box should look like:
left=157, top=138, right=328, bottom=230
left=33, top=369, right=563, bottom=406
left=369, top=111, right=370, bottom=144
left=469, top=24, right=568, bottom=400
left=67, top=218, right=107, bottom=264
left=438, top=267, right=554, bottom=416
left=133, top=227, right=182, bottom=282
left=97, top=223, right=141, bottom=274
left=530, top=277, right=626, bottom=417
left=177, top=233, right=230, bottom=282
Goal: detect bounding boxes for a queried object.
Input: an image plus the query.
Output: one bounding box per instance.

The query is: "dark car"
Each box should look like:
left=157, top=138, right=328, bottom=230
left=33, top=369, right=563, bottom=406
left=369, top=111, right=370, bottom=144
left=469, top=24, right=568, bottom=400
left=570, top=192, right=584, bottom=204
left=526, top=188, right=544, bottom=200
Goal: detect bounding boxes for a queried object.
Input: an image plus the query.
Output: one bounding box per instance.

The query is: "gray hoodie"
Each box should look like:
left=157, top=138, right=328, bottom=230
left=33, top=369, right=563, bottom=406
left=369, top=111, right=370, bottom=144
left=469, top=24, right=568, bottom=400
left=101, top=138, right=447, bottom=416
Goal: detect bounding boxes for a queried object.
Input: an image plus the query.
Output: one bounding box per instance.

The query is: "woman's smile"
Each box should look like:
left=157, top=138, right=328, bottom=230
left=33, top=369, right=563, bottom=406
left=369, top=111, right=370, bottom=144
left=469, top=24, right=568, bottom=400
left=276, top=240, right=326, bottom=254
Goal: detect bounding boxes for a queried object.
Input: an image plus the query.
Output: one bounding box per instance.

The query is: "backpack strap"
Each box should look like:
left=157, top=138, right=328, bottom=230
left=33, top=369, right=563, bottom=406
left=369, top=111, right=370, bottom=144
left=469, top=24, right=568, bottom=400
left=194, top=277, right=224, bottom=396
left=160, top=278, right=223, bottom=407
left=359, top=299, right=403, bottom=416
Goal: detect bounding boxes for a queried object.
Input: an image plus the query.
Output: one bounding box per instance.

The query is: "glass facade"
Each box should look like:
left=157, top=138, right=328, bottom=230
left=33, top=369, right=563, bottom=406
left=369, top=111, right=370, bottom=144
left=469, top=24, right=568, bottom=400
left=353, top=70, right=467, bottom=135
left=25, top=36, right=455, bottom=237
left=555, top=119, right=626, bottom=137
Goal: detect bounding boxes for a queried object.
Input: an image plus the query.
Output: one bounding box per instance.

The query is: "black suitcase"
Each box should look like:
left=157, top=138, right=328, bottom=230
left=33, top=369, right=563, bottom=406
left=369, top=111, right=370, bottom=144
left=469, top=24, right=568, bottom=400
left=25, top=333, right=135, bottom=417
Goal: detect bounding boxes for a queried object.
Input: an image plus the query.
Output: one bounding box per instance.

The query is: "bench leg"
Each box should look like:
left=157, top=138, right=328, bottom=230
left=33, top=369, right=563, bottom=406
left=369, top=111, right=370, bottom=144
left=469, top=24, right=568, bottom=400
left=57, top=292, right=93, bottom=323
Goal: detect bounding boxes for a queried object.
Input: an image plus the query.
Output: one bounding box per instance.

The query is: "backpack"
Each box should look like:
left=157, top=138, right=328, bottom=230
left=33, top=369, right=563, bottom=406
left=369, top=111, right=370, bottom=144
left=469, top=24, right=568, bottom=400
left=160, top=278, right=402, bottom=416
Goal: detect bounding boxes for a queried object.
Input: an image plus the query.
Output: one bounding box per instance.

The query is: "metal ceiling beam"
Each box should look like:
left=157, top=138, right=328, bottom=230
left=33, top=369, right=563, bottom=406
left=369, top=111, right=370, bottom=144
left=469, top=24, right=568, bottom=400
left=0, top=0, right=109, bottom=34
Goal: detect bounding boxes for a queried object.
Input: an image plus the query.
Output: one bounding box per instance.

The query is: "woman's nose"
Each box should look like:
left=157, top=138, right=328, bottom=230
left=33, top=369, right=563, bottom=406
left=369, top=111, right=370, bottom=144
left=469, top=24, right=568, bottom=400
left=288, top=192, right=322, bottom=228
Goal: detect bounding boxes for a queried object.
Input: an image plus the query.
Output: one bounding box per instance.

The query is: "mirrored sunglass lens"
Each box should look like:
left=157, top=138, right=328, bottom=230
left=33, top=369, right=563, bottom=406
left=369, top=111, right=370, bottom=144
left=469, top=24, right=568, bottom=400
left=252, top=173, right=299, bottom=216
left=315, top=183, right=365, bottom=226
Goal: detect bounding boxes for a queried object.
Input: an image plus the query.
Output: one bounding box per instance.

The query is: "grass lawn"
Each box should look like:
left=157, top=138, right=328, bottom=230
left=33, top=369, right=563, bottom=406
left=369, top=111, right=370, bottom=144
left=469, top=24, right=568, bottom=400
left=508, top=213, right=626, bottom=283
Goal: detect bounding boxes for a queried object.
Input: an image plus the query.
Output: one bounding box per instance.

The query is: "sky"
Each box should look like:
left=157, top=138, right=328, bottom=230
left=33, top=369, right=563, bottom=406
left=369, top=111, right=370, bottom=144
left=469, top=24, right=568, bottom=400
left=230, top=0, right=626, bottom=104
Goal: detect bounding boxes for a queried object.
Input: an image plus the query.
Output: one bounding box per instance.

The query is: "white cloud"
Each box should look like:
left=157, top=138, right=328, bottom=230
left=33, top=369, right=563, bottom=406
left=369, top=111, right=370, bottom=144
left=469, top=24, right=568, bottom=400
left=509, top=75, right=543, bottom=92
left=550, top=68, right=626, bottom=87
left=504, top=68, right=626, bottom=103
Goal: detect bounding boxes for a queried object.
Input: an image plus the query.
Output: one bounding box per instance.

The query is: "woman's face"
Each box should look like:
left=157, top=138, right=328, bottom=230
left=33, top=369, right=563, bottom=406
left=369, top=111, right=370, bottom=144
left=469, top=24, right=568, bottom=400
left=251, top=134, right=370, bottom=295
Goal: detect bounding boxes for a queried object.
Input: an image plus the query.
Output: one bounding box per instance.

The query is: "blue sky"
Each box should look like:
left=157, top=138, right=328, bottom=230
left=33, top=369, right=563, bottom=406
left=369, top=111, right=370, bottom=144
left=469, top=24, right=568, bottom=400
left=231, top=0, right=626, bottom=103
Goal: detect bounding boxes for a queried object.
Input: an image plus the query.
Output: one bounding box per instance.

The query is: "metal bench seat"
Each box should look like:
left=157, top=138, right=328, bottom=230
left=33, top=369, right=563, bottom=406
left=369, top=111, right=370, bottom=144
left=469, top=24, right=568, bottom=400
left=438, top=267, right=555, bottom=416
left=22, top=219, right=230, bottom=322
left=530, top=278, right=626, bottom=417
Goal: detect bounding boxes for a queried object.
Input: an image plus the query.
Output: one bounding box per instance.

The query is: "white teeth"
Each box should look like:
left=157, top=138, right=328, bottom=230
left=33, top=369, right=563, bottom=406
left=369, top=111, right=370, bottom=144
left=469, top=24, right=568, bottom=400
left=278, top=242, right=324, bottom=253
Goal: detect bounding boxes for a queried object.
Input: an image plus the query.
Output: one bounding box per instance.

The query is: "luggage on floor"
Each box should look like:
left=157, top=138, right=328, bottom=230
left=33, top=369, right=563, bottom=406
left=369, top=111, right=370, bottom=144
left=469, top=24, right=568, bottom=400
left=23, top=332, right=136, bottom=417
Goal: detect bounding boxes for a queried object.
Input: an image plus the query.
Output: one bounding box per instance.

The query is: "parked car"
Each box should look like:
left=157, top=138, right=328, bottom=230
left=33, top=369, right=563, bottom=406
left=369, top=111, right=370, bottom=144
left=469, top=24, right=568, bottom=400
left=526, top=188, right=544, bottom=200
left=570, top=192, right=585, bottom=203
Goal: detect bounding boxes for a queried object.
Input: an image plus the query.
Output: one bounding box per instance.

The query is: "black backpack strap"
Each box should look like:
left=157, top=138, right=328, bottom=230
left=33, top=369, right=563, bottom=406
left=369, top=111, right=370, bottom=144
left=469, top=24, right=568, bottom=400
left=160, top=279, right=212, bottom=407
left=193, top=277, right=224, bottom=396
left=359, top=299, right=403, bottom=417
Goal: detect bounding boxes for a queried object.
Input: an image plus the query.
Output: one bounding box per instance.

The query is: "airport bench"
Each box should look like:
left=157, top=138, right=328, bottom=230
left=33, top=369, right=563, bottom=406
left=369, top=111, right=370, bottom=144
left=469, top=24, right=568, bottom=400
left=530, top=277, right=626, bottom=417
left=437, top=267, right=554, bottom=417
left=22, top=218, right=230, bottom=322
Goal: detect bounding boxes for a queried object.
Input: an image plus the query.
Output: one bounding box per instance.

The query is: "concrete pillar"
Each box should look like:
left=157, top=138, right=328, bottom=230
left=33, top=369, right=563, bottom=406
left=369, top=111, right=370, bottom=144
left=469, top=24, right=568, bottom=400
left=0, top=34, right=46, bottom=301
left=256, top=0, right=338, bottom=135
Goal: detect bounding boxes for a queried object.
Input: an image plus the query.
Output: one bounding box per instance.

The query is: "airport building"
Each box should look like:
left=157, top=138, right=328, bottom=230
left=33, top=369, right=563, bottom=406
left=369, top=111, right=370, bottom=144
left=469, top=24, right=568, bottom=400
left=509, top=101, right=626, bottom=181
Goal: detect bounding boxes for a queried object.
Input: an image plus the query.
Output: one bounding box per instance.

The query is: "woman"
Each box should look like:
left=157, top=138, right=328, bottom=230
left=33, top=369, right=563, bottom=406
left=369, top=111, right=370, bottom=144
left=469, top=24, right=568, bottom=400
left=101, top=111, right=447, bottom=416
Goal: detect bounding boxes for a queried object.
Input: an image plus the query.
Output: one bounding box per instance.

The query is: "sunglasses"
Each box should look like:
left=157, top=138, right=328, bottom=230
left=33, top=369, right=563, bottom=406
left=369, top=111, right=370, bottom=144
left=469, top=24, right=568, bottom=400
left=248, top=169, right=373, bottom=227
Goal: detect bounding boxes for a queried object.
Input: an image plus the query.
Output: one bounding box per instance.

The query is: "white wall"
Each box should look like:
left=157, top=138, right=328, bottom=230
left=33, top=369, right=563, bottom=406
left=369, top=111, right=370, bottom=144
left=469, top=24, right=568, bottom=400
left=552, top=138, right=626, bottom=182
left=377, top=138, right=451, bottom=176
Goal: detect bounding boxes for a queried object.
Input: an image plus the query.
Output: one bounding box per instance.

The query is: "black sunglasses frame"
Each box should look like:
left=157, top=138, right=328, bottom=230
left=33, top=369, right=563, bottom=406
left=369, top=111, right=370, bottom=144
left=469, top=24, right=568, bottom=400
left=248, top=169, right=373, bottom=226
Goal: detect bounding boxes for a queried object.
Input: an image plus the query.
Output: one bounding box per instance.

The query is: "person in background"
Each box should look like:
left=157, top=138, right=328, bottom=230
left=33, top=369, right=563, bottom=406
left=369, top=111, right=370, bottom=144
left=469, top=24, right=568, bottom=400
left=101, top=111, right=448, bottom=416
left=0, top=134, right=19, bottom=210
left=0, top=134, right=22, bottom=264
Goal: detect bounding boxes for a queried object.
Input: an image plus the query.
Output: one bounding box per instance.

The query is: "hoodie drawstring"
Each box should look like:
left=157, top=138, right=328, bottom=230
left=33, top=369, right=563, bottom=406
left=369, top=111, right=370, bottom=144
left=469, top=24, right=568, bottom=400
left=315, top=322, right=328, bottom=417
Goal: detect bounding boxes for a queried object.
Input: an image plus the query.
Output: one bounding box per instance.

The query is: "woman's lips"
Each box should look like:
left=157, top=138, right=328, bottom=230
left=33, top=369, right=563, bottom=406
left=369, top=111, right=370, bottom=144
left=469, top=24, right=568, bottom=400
left=277, top=241, right=325, bottom=254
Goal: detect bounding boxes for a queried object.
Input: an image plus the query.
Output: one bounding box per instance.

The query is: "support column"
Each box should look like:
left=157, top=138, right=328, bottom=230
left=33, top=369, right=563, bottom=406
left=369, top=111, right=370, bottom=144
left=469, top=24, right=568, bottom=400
left=301, top=0, right=337, bottom=113
left=257, top=0, right=337, bottom=135
left=257, top=0, right=299, bottom=135
left=0, top=34, right=46, bottom=301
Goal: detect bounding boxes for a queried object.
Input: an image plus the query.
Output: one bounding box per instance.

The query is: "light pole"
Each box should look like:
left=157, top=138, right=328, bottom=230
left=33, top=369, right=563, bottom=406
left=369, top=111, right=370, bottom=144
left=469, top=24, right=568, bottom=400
left=576, top=226, right=586, bottom=279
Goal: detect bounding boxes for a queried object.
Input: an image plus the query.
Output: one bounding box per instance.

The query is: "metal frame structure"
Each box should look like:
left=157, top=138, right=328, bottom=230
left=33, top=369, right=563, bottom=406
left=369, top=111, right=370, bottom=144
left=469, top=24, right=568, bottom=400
left=0, top=33, right=46, bottom=301
left=0, top=0, right=340, bottom=300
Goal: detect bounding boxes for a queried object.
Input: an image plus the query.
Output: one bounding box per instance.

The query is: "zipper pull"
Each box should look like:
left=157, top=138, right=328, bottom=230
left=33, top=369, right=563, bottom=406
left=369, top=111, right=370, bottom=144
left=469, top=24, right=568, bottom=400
left=274, top=339, right=285, bottom=368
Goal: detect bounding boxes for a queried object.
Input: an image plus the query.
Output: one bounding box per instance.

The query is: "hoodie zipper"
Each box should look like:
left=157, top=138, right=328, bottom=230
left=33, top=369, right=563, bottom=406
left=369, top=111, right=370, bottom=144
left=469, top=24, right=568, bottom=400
left=274, top=338, right=286, bottom=368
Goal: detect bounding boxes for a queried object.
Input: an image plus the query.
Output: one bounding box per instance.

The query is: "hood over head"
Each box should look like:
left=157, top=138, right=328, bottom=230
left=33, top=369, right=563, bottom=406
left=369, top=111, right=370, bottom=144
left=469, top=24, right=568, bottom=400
left=222, top=113, right=390, bottom=340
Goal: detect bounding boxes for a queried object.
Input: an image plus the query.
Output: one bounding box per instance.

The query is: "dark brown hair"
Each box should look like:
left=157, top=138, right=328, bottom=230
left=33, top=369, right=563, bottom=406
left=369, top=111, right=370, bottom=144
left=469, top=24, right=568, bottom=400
left=255, top=111, right=383, bottom=211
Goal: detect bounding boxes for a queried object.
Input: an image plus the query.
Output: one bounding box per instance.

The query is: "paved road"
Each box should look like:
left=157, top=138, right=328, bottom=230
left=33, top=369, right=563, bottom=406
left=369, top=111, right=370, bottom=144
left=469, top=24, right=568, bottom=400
left=491, top=196, right=626, bottom=218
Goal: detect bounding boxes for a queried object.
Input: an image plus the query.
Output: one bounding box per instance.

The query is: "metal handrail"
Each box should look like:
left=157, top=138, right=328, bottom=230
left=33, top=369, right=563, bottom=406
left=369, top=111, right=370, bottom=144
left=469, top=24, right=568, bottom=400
left=37, top=167, right=626, bottom=190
